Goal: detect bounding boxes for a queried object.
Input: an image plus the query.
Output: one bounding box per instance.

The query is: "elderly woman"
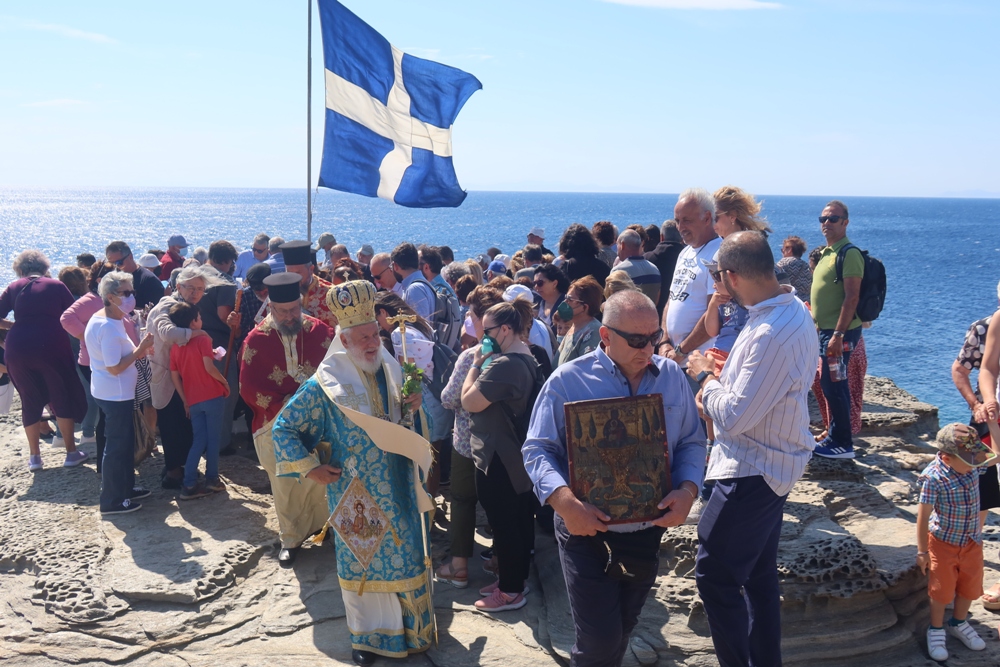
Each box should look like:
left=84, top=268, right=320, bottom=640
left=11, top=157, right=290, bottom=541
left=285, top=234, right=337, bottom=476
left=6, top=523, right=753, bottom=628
left=0, top=250, right=89, bottom=471
left=556, top=276, right=604, bottom=367
left=85, top=272, right=154, bottom=515
left=532, top=263, right=569, bottom=328
left=146, top=264, right=223, bottom=488
left=776, top=235, right=812, bottom=303
left=61, top=262, right=126, bottom=469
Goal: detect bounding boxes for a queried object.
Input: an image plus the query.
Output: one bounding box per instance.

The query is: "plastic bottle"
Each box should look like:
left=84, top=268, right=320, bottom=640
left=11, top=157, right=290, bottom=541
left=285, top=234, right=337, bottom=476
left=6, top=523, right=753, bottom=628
left=826, top=341, right=848, bottom=382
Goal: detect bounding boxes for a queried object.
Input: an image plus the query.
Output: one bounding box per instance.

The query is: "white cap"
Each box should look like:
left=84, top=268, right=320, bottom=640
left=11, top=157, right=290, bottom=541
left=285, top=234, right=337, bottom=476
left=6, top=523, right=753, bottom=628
left=495, top=253, right=511, bottom=268
left=503, top=284, right=534, bottom=303
left=528, top=227, right=546, bottom=239
left=137, top=253, right=160, bottom=269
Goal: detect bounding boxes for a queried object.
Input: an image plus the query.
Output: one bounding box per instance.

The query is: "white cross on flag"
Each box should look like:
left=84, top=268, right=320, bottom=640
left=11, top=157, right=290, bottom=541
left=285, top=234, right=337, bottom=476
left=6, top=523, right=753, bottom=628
left=317, top=0, right=482, bottom=208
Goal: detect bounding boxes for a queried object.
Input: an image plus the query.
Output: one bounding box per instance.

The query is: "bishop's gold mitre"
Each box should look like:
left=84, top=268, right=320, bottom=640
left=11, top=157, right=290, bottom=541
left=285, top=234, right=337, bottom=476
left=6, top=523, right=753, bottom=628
left=326, top=279, right=377, bottom=329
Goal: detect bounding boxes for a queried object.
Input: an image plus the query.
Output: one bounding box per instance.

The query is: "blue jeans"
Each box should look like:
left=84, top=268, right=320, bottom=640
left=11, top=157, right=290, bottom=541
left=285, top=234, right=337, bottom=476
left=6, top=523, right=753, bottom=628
left=96, top=399, right=135, bottom=511
left=696, top=476, right=787, bottom=667
left=817, top=328, right=863, bottom=448
left=185, top=395, right=225, bottom=488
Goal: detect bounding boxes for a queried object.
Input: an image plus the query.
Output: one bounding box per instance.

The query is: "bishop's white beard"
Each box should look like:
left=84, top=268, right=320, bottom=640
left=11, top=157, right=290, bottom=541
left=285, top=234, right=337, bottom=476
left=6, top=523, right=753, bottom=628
left=346, top=344, right=382, bottom=375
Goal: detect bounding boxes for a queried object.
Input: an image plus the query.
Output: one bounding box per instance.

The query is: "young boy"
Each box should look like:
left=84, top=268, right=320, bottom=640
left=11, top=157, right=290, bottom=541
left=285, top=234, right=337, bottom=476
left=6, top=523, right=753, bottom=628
left=917, top=423, right=990, bottom=661
left=168, top=301, right=229, bottom=500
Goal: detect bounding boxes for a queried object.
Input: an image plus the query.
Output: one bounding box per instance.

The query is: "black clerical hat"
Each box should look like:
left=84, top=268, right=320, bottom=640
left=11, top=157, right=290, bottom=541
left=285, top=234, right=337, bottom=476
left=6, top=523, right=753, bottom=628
left=280, top=240, right=312, bottom=266
left=246, top=262, right=271, bottom=288
left=263, top=273, right=301, bottom=303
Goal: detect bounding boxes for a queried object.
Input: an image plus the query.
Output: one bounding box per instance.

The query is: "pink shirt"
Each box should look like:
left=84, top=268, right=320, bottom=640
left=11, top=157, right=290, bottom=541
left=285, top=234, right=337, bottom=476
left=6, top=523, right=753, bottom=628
left=60, top=293, right=138, bottom=366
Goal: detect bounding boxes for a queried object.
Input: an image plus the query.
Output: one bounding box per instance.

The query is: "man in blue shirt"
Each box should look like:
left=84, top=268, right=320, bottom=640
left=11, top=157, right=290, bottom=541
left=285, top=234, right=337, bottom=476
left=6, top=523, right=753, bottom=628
left=264, top=236, right=286, bottom=275
left=234, top=233, right=270, bottom=280
left=523, top=289, right=706, bottom=667
left=391, top=242, right=436, bottom=322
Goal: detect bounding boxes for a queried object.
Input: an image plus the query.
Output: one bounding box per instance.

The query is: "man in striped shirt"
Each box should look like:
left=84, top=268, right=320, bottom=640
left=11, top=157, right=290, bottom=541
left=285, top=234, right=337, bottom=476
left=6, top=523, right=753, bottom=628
left=685, top=231, right=819, bottom=667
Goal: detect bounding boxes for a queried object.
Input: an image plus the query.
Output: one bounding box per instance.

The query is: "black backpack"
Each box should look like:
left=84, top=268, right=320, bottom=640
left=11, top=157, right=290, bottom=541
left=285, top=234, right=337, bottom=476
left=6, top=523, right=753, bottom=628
left=834, top=243, right=887, bottom=322
left=413, top=277, right=463, bottom=351
left=424, top=341, right=458, bottom=399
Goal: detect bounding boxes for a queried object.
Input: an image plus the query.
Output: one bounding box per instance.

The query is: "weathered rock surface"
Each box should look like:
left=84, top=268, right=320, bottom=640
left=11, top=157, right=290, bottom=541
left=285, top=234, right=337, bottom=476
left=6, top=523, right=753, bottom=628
left=3, top=377, right=1000, bottom=666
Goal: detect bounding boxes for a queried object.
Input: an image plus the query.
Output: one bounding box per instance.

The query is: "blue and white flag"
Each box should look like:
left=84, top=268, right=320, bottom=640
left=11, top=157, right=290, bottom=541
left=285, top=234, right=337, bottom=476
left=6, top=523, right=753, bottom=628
left=317, top=0, right=482, bottom=208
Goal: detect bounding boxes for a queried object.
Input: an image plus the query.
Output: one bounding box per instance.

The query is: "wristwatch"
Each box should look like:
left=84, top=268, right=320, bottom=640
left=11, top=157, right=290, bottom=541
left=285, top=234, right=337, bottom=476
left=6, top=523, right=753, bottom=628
left=675, top=342, right=685, bottom=355
left=831, top=331, right=845, bottom=338
left=696, top=370, right=714, bottom=385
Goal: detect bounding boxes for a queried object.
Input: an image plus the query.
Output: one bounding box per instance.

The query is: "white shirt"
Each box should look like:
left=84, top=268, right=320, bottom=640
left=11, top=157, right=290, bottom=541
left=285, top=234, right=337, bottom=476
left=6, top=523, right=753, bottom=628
left=529, top=318, right=554, bottom=363
left=702, top=291, right=820, bottom=496
left=84, top=313, right=138, bottom=402
left=665, top=237, right=721, bottom=352
left=390, top=327, right=435, bottom=377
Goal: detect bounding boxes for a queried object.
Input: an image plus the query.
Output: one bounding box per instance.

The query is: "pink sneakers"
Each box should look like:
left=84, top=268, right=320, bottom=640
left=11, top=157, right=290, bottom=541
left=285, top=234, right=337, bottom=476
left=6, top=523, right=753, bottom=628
left=474, top=587, right=526, bottom=612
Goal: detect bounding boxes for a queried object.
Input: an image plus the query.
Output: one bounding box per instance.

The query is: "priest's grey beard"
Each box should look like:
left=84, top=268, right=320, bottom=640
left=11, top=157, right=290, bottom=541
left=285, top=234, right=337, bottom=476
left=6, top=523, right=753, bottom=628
left=346, top=345, right=382, bottom=375
left=275, top=318, right=302, bottom=337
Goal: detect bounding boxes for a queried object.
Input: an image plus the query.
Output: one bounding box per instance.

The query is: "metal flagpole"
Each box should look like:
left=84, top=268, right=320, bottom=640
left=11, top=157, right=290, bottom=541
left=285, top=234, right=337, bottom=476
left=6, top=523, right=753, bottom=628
left=306, top=0, right=313, bottom=243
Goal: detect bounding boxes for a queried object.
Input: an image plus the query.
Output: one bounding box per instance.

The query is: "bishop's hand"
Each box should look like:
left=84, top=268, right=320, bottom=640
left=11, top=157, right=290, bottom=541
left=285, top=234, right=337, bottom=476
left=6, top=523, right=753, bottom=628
left=306, top=464, right=342, bottom=485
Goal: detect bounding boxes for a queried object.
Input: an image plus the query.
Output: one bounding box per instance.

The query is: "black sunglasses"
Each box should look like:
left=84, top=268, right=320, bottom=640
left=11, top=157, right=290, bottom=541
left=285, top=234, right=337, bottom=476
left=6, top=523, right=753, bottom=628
left=818, top=215, right=846, bottom=224
left=709, top=268, right=728, bottom=282
left=483, top=324, right=503, bottom=336
left=253, top=246, right=268, bottom=254
left=112, top=252, right=131, bottom=267
left=605, top=325, right=663, bottom=350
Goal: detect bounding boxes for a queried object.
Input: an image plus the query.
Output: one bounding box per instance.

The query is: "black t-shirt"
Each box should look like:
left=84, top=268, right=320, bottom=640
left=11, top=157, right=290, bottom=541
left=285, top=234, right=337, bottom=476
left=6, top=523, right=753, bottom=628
left=132, top=267, right=165, bottom=309
left=563, top=255, right=611, bottom=287
left=469, top=352, right=539, bottom=492
left=197, top=271, right=238, bottom=349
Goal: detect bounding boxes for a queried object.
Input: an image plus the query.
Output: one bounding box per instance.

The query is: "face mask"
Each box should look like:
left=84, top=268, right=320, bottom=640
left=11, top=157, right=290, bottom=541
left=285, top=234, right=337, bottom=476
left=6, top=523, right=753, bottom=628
left=556, top=334, right=565, bottom=345
left=556, top=301, right=575, bottom=321
left=119, top=294, right=136, bottom=314
left=179, top=247, right=188, bottom=257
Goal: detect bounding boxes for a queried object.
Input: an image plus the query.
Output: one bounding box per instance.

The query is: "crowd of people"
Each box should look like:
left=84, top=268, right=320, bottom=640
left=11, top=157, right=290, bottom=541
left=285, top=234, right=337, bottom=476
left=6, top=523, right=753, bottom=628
left=0, top=186, right=997, bottom=666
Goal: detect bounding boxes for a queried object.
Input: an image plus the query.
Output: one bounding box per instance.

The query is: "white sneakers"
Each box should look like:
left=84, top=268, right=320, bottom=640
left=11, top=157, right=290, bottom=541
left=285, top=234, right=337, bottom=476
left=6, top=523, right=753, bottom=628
left=928, top=620, right=986, bottom=662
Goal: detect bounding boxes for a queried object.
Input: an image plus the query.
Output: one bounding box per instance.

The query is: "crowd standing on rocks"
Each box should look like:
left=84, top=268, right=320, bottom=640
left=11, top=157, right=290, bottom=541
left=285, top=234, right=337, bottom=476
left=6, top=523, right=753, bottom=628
left=1, top=186, right=998, bottom=666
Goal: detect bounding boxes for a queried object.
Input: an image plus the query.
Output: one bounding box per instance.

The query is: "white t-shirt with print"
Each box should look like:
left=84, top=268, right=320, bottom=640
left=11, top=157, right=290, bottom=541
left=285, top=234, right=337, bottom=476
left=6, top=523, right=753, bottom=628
left=665, top=237, right=722, bottom=352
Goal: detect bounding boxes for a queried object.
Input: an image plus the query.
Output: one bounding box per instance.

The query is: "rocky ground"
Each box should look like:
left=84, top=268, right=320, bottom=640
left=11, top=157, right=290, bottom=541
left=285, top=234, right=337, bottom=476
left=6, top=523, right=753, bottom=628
left=3, top=377, right=1000, bottom=666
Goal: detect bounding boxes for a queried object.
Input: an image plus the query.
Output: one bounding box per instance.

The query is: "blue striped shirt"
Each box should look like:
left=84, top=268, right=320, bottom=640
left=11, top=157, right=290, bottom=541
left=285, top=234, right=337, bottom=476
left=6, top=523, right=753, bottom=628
left=702, top=291, right=819, bottom=497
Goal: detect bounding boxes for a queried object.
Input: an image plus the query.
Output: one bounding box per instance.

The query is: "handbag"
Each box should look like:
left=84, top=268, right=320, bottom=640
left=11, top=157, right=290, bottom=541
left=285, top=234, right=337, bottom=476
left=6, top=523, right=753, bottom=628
left=598, top=529, right=663, bottom=582
left=133, top=409, right=156, bottom=466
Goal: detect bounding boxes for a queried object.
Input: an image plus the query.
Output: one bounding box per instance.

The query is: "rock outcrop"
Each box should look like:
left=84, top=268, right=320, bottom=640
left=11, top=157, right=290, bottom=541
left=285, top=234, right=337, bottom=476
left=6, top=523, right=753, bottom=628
left=3, top=377, right=1000, bottom=666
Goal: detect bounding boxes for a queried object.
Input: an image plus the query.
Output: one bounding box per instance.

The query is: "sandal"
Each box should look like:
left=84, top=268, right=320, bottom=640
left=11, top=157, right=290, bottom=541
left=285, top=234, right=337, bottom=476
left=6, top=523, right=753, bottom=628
left=434, top=562, right=468, bottom=589
left=982, top=586, right=1000, bottom=611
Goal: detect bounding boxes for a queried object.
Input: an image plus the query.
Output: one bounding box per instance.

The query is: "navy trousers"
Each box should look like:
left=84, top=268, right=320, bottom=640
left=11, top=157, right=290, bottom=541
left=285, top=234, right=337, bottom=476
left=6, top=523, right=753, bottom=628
left=555, top=514, right=664, bottom=667
left=817, top=327, right=862, bottom=447
left=696, top=476, right=786, bottom=667
left=95, top=398, right=135, bottom=511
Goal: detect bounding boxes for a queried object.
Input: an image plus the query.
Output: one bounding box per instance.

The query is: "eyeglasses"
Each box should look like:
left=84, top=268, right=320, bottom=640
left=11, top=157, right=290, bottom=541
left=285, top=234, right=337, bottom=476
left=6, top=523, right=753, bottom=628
left=818, top=215, right=846, bottom=224
left=709, top=268, right=729, bottom=282
left=118, top=290, right=135, bottom=297
left=111, top=252, right=131, bottom=267
left=605, top=325, right=663, bottom=350
left=565, top=295, right=584, bottom=304
left=483, top=324, right=503, bottom=336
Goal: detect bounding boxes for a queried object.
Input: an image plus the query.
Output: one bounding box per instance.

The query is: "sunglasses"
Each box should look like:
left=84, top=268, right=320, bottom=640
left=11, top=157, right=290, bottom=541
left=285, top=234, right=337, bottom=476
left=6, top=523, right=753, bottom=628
left=118, top=290, right=135, bottom=297
left=532, top=280, right=547, bottom=288
left=709, top=268, right=728, bottom=282
left=111, top=252, right=131, bottom=267
left=253, top=247, right=268, bottom=254
left=483, top=324, right=503, bottom=336
left=605, top=325, right=663, bottom=349
left=818, top=215, right=845, bottom=224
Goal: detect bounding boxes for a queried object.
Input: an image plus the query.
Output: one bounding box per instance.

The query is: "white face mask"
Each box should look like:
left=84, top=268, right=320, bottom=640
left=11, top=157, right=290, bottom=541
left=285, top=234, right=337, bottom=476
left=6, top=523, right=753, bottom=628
left=119, top=294, right=136, bottom=314
left=179, top=247, right=188, bottom=257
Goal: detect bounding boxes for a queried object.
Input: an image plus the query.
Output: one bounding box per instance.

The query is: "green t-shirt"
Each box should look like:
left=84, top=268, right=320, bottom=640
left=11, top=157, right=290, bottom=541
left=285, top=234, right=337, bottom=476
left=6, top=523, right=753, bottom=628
left=810, top=236, right=865, bottom=331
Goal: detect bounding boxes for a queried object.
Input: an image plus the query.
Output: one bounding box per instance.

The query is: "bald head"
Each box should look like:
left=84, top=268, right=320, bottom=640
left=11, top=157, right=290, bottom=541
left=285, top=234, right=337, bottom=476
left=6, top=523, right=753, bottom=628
left=718, top=231, right=776, bottom=281
left=603, top=289, right=657, bottom=329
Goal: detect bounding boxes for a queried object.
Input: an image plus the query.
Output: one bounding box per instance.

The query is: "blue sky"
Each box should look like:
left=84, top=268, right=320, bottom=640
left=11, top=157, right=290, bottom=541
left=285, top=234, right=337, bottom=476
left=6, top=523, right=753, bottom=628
left=1, top=0, right=997, bottom=196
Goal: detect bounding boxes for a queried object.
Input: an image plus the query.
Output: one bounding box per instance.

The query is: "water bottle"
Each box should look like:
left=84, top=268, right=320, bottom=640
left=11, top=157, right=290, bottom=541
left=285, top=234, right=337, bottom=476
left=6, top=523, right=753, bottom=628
left=826, top=343, right=847, bottom=382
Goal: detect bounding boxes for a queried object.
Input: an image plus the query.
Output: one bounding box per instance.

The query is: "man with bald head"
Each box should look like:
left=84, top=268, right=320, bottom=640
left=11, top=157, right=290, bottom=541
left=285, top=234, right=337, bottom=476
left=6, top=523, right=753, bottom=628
left=523, top=289, right=706, bottom=667
left=614, top=229, right=661, bottom=306
left=369, top=253, right=402, bottom=296
left=658, top=188, right=722, bottom=365
left=685, top=231, right=818, bottom=667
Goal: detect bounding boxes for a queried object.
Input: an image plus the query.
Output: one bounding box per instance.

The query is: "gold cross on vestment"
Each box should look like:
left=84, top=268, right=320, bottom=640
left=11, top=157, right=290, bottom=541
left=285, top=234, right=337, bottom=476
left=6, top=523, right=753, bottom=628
left=338, top=385, right=368, bottom=412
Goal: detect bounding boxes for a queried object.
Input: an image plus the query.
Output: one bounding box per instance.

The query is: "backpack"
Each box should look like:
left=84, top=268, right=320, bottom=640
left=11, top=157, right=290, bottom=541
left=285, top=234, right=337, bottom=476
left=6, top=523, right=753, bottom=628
left=413, top=277, right=463, bottom=351
left=834, top=243, right=887, bottom=323
left=499, top=354, right=546, bottom=444
left=424, top=341, right=458, bottom=399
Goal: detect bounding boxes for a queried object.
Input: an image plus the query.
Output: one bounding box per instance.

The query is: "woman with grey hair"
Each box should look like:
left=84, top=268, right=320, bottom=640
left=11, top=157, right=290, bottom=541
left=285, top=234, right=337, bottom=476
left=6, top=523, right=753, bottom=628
left=0, top=249, right=89, bottom=471
left=84, top=272, right=154, bottom=515
left=145, top=264, right=223, bottom=488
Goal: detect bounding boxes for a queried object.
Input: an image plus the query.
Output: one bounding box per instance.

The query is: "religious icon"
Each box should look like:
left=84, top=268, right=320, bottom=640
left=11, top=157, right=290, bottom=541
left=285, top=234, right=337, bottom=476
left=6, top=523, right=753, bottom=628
left=565, top=394, right=671, bottom=524
left=330, top=477, right=390, bottom=569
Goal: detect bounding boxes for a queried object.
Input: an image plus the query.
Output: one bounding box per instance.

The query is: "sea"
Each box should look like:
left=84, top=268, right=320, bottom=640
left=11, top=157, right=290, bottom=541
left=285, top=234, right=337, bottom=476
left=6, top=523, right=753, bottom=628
left=1, top=187, right=999, bottom=427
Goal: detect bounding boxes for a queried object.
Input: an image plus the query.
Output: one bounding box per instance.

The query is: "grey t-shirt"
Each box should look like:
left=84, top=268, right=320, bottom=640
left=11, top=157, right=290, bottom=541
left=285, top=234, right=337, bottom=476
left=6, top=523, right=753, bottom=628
left=469, top=352, right=538, bottom=493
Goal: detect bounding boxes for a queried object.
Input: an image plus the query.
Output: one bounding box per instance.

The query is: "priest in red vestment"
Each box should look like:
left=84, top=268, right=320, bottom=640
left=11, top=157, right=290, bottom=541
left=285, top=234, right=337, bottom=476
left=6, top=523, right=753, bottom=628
left=239, top=272, right=335, bottom=566
left=280, top=239, right=339, bottom=330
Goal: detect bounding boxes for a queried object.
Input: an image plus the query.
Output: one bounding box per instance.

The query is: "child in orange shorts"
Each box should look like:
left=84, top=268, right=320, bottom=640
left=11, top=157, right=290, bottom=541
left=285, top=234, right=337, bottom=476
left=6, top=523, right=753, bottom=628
left=917, top=423, right=991, bottom=661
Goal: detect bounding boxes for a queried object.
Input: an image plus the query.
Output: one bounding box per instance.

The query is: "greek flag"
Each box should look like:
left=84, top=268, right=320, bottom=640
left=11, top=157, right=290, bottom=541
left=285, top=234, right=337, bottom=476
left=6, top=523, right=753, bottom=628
left=317, top=0, right=482, bottom=208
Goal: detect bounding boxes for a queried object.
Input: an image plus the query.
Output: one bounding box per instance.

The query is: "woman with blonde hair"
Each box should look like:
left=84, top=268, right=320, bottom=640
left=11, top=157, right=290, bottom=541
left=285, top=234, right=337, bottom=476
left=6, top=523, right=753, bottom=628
left=603, top=270, right=639, bottom=302
left=713, top=185, right=772, bottom=237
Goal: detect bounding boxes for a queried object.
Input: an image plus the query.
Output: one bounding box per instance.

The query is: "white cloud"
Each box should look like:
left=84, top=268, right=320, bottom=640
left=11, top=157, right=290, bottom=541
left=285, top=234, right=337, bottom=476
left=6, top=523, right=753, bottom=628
left=0, top=17, right=117, bottom=44
left=601, top=0, right=781, bottom=9
left=21, top=99, right=89, bottom=108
